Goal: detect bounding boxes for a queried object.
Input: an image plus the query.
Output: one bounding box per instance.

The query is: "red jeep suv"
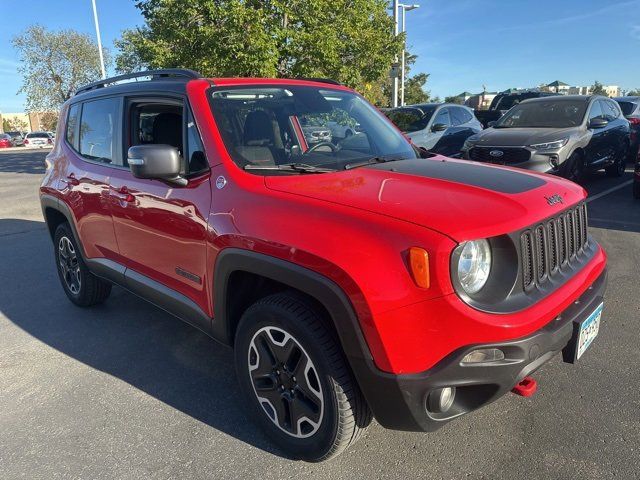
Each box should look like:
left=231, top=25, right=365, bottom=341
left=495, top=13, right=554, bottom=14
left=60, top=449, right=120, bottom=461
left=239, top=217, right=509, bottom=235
left=40, top=70, right=607, bottom=461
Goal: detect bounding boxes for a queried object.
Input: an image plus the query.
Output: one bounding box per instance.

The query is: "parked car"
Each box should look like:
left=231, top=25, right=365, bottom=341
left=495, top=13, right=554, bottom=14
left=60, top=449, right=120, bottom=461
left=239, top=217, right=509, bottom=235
left=385, top=103, right=482, bottom=158
left=614, top=96, right=640, bottom=161
left=24, top=131, right=54, bottom=148
left=5, top=131, right=25, bottom=146
left=474, top=90, right=559, bottom=128
left=462, top=95, right=630, bottom=181
left=0, top=133, right=13, bottom=148
left=40, top=69, right=607, bottom=461
left=300, top=124, right=332, bottom=145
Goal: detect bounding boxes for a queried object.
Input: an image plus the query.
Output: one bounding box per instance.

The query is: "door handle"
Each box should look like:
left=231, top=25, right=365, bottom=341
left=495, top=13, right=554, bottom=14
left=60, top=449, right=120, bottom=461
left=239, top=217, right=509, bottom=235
left=110, top=186, right=135, bottom=203
left=61, top=174, right=79, bottom=186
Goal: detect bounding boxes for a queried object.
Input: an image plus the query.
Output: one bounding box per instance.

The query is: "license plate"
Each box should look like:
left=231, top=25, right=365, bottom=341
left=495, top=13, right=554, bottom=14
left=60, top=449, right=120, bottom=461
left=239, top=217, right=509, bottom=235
left=576, top=303, right=602, bottom=360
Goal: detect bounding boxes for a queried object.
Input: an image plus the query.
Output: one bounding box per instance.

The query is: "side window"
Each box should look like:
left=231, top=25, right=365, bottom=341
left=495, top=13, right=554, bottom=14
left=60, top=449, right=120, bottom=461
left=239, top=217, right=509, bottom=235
left=127, top=100, right=183, bottom=167
left=66, top=104, right=80, bottom=150
left=186, top=109, right=209, bottom=175
left=450, top=107, right=472, bottom=126
left=588, top=101, right=604, bottom=121
left=79, top=97, right=120, bottom=164
left=432, top=108, right=450, bottom=129
left=603, top=100, right=620, bottom=120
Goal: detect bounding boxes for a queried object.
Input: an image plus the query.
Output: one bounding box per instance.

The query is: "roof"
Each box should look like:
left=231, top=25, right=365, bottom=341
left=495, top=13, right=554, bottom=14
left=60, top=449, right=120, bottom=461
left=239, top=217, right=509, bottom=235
left=521, top=94, right=593, bottom=103
left=547, top=80, right=570, bottom=87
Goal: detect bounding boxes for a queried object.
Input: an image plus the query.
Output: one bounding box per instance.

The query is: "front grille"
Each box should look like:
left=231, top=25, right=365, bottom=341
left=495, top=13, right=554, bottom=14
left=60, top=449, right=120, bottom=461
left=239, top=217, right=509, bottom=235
left=520, top=203, right=589, bottom=290
left=469, top=146, right=531, bottom=164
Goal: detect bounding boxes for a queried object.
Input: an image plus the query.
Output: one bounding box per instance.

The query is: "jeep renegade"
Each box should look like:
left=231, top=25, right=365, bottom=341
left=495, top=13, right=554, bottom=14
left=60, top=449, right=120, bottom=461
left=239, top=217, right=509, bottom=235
left=40, top=70, right=607, bottom=461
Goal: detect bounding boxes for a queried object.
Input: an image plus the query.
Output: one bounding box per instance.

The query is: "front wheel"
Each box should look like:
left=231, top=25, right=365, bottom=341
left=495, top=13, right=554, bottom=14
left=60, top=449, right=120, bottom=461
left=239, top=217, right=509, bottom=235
left=606, top=142, right=628, bottom=177
left=562, top=152, right=584, bottom=183
left=234, top=293, right=371, bottom=461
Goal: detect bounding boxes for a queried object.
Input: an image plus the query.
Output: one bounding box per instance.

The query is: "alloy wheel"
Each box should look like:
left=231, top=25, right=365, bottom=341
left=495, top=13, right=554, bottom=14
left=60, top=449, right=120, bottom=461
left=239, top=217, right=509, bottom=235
left=58, top=236, right=81, bottom=295
left=247, top=326, right=324, bottom=438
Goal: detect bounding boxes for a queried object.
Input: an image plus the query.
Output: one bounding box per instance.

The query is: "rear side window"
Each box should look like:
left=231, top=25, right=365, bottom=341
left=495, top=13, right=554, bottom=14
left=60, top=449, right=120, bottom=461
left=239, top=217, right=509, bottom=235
left=451, top=107, right=473, bottom=126
left=66, top=104, right=80, bottom=149
left=79, top=97, right=120, bottom=164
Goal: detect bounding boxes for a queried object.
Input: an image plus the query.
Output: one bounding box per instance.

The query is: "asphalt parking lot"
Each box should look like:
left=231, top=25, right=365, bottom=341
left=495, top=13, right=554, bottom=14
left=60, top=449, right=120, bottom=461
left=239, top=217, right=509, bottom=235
left=0, top=148, right=639, bottom=479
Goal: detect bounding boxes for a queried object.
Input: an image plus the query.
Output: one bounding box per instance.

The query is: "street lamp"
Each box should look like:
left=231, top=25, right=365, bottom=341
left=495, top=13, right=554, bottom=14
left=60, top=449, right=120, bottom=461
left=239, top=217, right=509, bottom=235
left=91, top=0, right=106, bottom=79
left=398, top=3, right=420, bottom=106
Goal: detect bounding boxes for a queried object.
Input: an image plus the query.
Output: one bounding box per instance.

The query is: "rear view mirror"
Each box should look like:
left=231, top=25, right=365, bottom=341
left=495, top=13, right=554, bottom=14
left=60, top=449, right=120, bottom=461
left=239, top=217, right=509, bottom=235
left=589, top=117, right=608, bottom=129
left=431, top=123, right=448, bottom=132
left=127, top=144, right=187, bottom=186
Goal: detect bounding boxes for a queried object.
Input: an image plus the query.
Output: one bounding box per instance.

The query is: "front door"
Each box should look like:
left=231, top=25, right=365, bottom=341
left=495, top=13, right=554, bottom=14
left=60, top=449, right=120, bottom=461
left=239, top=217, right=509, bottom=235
left=108, top=97, right=212, bottom=313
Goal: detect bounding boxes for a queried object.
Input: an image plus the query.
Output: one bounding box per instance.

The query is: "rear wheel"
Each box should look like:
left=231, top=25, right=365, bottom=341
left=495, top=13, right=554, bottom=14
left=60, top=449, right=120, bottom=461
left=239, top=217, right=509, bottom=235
left=234, top=293, right=371, bottom=461
left=54, top=223, right=111, bottom=307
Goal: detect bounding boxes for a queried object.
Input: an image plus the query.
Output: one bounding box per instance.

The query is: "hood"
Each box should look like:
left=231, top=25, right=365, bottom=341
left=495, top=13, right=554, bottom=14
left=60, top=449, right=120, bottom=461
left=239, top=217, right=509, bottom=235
left=472, top=127, right=579, bottom=147
left=265, top=157, right=585, bottom=241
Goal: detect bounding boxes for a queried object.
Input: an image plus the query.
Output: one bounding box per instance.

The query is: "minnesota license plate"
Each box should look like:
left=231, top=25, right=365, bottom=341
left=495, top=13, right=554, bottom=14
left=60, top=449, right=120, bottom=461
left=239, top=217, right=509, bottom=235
left=576, top=303, right=602, bottom=360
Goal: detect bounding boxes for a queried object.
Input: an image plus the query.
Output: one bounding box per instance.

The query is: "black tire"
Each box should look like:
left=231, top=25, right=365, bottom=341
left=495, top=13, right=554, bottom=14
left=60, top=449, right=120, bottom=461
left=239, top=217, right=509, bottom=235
left=605, top=142, right=628, bottom=177
left=234, top=293, right=371, bottom=461
left=54, top=223, right=111, bottom=307
left=634, top=180, right=640, bottom=199
left=562, top=151, right=584, bottom=183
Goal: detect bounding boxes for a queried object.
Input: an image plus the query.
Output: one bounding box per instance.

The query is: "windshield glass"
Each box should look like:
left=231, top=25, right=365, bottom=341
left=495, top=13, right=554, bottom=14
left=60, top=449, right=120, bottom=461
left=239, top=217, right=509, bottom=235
left=385, top=106, right=436, bottom=132
left=495, top=100, right=587, bottom=128
left=209, top=86, right=418, bottom=174
left=27, top=132, right=50, bottom=138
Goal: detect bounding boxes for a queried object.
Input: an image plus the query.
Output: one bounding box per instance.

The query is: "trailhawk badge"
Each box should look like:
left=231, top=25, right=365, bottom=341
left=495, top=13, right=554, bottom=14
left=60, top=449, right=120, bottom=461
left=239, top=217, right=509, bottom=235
left=545, top=194, right=564, bottom=206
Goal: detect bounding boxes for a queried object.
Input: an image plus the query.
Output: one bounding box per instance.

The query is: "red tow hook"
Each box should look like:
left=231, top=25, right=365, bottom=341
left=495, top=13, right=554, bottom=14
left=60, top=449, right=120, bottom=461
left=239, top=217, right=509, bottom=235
left=511, top=376, right=537, bottom=397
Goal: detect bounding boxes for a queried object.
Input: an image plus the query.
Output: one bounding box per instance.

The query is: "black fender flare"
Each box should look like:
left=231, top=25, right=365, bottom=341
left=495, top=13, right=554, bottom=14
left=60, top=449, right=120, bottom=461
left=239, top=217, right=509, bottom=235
left=212, top=248, right=373, bottom=366
left=40, top=194, right=87, bottom=257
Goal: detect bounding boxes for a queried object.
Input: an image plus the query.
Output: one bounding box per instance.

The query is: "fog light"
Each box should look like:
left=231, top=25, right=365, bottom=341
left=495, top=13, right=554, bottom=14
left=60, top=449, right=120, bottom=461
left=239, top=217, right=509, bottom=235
left=427, top=387, right=456, bottom=414
left=461, top=348, right=505, bottom=365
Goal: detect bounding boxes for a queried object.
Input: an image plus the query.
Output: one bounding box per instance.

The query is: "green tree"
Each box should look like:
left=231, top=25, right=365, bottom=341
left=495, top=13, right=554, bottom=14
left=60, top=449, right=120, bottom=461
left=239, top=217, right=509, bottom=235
left=590, top=81, right=608, bottom=96
left=444, top=95, right=464, bottom=104
left=626, top=89, right=640, bottom=96
left=115, top=0, right=401, bottom=101
left=2, top=116, right=29, bottom=132
left=12, top=25, right=109, bottom=112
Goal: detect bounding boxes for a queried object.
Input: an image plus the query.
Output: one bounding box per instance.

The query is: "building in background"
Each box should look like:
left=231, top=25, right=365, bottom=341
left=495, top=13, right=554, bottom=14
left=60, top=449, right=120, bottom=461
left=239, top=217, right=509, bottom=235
left=464, top=91, right=498, bottom=110
left=546, top=80, right=571, bottom=93
left=0, top=111, right=57, bottom=133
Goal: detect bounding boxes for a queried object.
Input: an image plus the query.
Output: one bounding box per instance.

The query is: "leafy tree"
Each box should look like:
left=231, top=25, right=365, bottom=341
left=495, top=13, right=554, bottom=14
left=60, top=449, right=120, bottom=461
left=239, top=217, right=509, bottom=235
left=2, top=116, right=29, bottom=132
left=626, top=89, right=640, bottom=96
left=115, top=0, right=402, bottom=102
left=12, top=25, right=109, bottom=112
left=40, top=112, right=59, bottom=131
left=590, top=81, right=608, bottom=96
left=444, top=96, right=464, bottom=104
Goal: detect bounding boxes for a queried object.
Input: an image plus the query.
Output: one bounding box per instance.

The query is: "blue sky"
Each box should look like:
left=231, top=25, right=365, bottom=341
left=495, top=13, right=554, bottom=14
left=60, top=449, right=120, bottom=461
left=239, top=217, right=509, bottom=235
left=1, top=0, right=640, bottom=112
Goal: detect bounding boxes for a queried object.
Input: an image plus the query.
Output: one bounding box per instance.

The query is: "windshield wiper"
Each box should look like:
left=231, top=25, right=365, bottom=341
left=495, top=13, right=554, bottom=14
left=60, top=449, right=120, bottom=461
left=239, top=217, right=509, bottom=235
left=344, top=156, right=405, bottom=170
left=244, top=163, right=336, bottom=174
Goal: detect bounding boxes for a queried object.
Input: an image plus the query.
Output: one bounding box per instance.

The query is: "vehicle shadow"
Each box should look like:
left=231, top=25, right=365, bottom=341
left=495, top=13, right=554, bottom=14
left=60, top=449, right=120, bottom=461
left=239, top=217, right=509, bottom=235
left=0, top=218, right=282, bottom=458
left=0, top=149, right=49, bottom=174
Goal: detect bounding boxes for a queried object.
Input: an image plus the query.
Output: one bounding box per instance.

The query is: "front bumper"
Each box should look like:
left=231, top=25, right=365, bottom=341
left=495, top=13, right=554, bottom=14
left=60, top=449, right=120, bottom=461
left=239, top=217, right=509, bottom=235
left=351, top=268, right=607, bottom=432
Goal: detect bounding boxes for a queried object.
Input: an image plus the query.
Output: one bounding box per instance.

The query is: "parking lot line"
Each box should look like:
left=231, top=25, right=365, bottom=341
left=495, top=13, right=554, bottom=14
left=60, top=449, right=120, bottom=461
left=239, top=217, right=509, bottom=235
left=586, top=180, right=633, bottom=203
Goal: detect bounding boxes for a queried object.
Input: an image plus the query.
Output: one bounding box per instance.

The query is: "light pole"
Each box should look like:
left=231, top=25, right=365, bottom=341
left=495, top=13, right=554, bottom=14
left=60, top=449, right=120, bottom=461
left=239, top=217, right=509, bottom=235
left=91, top=0, right=106, bottom=79
left=398, top=3, right=420, bottom=106
left=392, top=0, right=399, bottom=108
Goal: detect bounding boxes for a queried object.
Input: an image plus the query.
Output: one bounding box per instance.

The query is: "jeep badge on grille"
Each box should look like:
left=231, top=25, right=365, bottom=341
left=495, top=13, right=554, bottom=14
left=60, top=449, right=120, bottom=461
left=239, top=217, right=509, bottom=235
left=545, top=194, right=563, bottom=206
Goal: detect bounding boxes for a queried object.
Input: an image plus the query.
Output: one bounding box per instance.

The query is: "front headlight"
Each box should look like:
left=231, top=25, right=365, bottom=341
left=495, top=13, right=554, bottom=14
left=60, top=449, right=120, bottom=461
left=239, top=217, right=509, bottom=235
left=529, top=138, right=569, bottom=150
left=463, top=135, right=480, bottom=149
left=457, top=240, right=491, bottom=294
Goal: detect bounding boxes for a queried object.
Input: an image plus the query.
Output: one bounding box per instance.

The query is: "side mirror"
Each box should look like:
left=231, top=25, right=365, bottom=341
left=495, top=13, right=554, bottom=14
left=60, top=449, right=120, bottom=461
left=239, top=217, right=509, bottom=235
left=589, top=117, right=608, bottom=129
left=431, top=123, right=448, bottom=132
left=487, top=121, right=497, bottom=128
left=127, top=144, right=187, bottom=186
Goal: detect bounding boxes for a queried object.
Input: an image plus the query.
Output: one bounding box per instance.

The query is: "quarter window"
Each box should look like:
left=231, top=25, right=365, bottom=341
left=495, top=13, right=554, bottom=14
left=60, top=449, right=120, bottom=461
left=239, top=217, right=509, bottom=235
left=66, top=104, right=80, bottom=149
left=186, top=109, right=209, bottom=175
left=79, top=97, right=120, bottom=164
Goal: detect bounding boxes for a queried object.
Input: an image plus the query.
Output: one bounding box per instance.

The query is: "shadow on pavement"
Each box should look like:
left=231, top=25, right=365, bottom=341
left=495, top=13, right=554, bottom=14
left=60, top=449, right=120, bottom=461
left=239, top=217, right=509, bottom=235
left=0, top=149, right=49, bottom=174
left=582, top=171, right=640, bottom=234
left=0, top=218, right=283, bottom=458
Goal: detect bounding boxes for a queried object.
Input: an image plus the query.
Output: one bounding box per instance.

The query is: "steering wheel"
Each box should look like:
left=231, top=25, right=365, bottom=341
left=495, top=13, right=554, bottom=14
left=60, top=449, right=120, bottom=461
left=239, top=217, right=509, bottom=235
left=305, top=141, right=337, bottom=154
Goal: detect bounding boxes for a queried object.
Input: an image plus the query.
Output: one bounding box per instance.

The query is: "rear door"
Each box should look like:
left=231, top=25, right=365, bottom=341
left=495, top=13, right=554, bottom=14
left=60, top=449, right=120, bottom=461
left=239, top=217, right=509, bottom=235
left=59, top=97, right=121, bottom=260
left=108, top=96, right=212, bottom=313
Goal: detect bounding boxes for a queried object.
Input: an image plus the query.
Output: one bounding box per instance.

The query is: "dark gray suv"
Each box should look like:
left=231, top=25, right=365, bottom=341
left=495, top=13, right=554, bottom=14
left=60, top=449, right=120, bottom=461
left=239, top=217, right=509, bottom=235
left=461, top=95, right=630, bottom=181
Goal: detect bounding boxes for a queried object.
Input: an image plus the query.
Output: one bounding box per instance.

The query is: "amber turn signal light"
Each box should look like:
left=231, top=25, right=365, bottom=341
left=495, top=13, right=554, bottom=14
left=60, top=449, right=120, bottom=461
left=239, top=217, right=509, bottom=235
left=408, top=247, right=430, bottom=289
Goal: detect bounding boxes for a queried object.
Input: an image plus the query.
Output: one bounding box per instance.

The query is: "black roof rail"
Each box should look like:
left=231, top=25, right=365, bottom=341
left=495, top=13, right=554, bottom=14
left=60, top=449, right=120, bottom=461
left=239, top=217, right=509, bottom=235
left=297, top=77, right=342, bottom=86
left=75, top=69, right=202, bottom=95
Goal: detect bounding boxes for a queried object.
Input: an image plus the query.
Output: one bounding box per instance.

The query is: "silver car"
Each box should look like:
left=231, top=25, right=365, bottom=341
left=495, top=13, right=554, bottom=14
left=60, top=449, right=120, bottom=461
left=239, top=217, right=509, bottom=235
left=385, top=103, right=482, bottom=158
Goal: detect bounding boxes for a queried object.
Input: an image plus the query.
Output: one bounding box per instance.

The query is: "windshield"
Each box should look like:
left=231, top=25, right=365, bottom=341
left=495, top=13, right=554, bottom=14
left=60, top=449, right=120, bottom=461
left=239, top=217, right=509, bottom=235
left=209, top=86, right=418, bottom=174
left=27, top=132, right=50, bottom=138
left=385, top=106, right=436, bottom=132
left=495, top=100, right=587, bottom=128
